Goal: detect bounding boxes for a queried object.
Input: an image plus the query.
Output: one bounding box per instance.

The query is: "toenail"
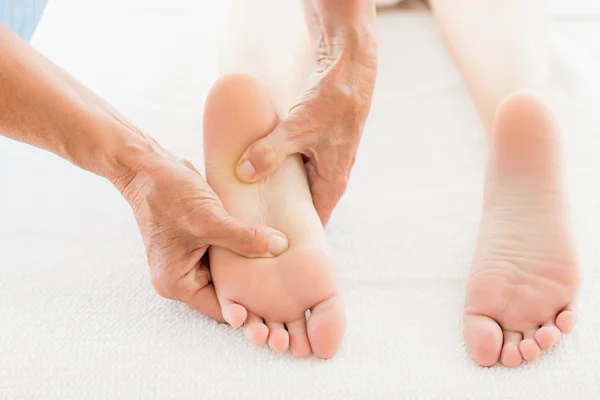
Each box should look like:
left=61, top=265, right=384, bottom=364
left=268, top=234, right=288, bottom=256
left=237, top=160, right=256, bottom=181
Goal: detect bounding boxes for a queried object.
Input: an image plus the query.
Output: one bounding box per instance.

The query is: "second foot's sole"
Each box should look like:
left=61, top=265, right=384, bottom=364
left=463, top=92, right=579, bottom=367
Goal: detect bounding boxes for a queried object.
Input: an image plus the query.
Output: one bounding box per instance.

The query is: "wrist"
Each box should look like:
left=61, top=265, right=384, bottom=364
left=321, top=33, right=378, bottom=116
left=310, top=0, right=378, bottom=59
left=310, top=1, right=378, bottom=83
left=100, top=120, right=168, bottom=197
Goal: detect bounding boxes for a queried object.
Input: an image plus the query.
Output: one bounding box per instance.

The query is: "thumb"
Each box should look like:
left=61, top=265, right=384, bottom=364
left=209, top=214, right=289, bottom=258
left=235, top=122, right=296, bottom=183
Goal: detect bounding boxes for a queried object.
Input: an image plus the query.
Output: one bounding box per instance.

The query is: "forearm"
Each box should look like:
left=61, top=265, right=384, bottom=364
left=0, top=24, right=153, bottom=187
left=304, top=0, right=378, bottom=77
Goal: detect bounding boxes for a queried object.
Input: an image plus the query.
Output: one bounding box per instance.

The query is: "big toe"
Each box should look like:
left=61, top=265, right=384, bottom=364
left=463, top=314, right=503, bottom=367
left=307, top=295, right=346, bottom=359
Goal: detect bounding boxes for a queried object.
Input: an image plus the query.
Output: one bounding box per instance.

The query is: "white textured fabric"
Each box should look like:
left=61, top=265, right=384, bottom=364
left=1, top=1, right=600, bottom=398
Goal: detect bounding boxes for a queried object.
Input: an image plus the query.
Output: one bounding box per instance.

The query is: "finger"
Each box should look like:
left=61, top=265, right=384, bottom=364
left=209, top=214, right=289, bottom=258
left=309, top=175, right=348, bottom=226
left=173, top=261, right=225, bottom=323
left=184, top=283, right=224, bottom=323
left=235, top=123, right=297, bottom=183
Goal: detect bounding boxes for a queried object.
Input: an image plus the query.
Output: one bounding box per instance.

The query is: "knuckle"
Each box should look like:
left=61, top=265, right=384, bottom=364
left=172, top=279, right=193, bottom=299
left=192, top=206, right=225, bottom=241
left=176, top=158, right=199, bottom=174
left=150, top=270, right=173, bottom=299
left=200, top=211, right=221, bottom=237
left=238, top=226, right=260, bottom=254
left=282, top=116, right=315, bottom=145
left=250, top=140, right=280, bottom=171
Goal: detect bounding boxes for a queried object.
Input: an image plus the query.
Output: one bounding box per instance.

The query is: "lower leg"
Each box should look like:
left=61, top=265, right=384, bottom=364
left=430, top=0, right=580, bottom=368
left=218, top=0, right=312, bottom=113
left=429, top=0, right=551, bottom=133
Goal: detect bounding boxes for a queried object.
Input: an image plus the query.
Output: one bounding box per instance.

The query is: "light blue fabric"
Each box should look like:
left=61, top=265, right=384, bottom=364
left=0, top=0, right=47, bottom=42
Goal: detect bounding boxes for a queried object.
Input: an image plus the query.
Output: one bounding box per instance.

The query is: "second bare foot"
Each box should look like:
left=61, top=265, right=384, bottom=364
left=464, top=92, right=580, bottom=367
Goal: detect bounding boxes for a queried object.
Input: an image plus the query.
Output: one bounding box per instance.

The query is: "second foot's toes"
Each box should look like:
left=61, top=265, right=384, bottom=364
left=307, top=295, right=346, bottom=359
left=519, top=330, right=542, bottom=362
left=286, top=318, right=311, bottom=357
left=535, top=322, right=562, bottom=351
left=463, top=314, right=503, bottom=367
left=500, top=331, right=523, bottom=367
left=244, top=312, right=269, bottom=347
left=266, top=322, right=290, bottom=353
left=556, top=307, right=576, bottom=334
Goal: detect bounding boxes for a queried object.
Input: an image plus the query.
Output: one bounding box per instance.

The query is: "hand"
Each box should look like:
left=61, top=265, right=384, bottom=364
left=117, top=149, right=289, bottom=322
left=234, top=1, right=378, bottom=225
left=1, top=23, right=290, bottom=322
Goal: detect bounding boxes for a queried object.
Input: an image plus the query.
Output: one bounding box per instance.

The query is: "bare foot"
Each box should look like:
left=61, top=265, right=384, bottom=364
left=464, top=92, right=580, bottom=367
left=203, top=74, right=346, bottom=358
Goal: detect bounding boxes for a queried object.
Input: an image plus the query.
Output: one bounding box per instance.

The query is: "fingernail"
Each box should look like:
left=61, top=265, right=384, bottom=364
left=268, top=234, right=288, bottom=256
left=237, top=160, right=256, bottom=180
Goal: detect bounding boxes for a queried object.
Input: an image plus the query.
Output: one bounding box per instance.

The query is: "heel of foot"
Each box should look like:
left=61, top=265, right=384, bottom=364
left=203, top=73, right=278, bottom=157
left=493, top=91, right=558, bottom=142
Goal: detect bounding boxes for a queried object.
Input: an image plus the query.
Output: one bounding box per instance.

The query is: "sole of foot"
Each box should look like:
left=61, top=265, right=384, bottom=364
left=464, top=91, right=580, bottom=367
left=203, top=73, right=346, bottom=359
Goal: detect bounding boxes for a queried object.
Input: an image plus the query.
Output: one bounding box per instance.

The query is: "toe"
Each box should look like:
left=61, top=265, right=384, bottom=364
left=244, top=312, right=269, bottom=347
left=266, top=322, right=289, bottom=353
left=286, top=318, right=311, bottom=357
left=520, top=330, right=542, bottom=362
left=463, top=314, right=503, bottom=367
left=221, top=300, right=248, bottom=329
left=307, top=295, right=346, bottom=359
left=556, top=307, right=576, bottom=334
left=500, top=331, right=523, bottom=367
left=535, top=322, right=562, bottom=351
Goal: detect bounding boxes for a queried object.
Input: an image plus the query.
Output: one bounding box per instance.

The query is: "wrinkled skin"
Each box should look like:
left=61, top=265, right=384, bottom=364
left=119, top=147, right=289, bottom=322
